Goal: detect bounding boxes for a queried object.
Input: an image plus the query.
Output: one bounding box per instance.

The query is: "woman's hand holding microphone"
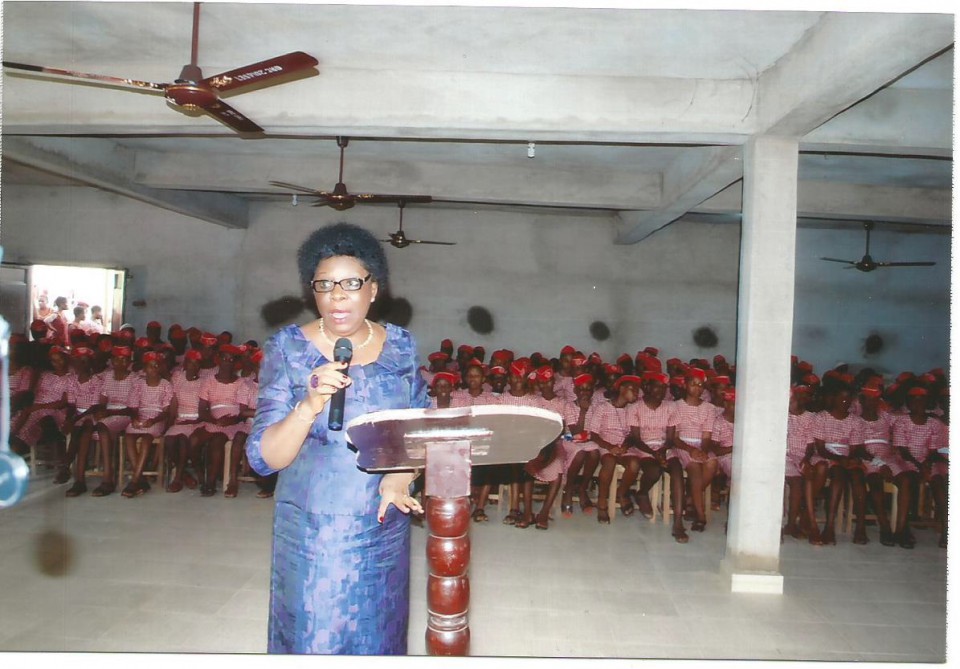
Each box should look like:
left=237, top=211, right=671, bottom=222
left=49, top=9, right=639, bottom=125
left=296, top=361, right=352, bottom=421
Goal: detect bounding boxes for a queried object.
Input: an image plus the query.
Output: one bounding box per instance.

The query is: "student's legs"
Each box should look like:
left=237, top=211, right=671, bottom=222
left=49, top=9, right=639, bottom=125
left=784, top=476, right=804, bottom=537
left=867, top=471, right=895, bottom=546
left=560, top=450, right=587, bottom=512
left=91, top=425, right=117, bottom=495
left=850, top=467, right=869, bottom=544
left=668, top=458, right=688, bottom=542
left=578, top=450, right=600, bottom=512
left=224, top=432, right=248, bottom=497
left=596, top=453, right=617, bottom=523
left=616, top=457, right=641, bottom=516
left=66, top=424, right=95, bottom=496
left=534, top=479, right=562, bottom=529
left=202, top=434, right=227, bottom=496
left=635, top=459, right=662, bottom=518
left=929, top=475, right=947, bottom=548
left=894, top=472, right=917, bottom=547
left=166, top=435, right=187, bottom=492
left=822, top=466, right=847, bottom=544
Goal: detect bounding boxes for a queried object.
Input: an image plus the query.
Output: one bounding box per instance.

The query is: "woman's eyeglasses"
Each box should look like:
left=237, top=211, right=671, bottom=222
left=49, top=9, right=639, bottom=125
left=311, top=274, right=372, bottom=293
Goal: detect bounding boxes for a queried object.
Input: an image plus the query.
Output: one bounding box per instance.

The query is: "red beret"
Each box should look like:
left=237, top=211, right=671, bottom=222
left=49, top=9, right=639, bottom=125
left=670, top=376, right=685, bottom=387
left=908, top=387, right=928, bottom=397
left=200, top=332, right=218, bottom=346
left=803, top=374, right=820, bottom=385
left=71, top=346, right=95, bottom=359
left=686, top=368, right=707, bottom=382
left=705, top=369, right=717, bottom=379
left=536, top=366, right=555, bottom=382
left=464, top=358, right=485, bottom=370
left=170, top=329, right=187, bottom=340
left=135, top=337, right=151, bottom=349
left=431, top=371, right=458, bottom=388
left=428, top=352, right=449, bottom=362
left=441, top=339, right=453, bottom=349
left=797, top=361, right=813, bottom=373
left=571, top=354, right=587, bottom=367
left=714, top=354, right=726, bottom=364
left=897, top=372, right=915, bottom=383
left=617, top=353, right=632, bottom=365
left=588, top=353, right=602, bottom=365
left=666, top=358, right=682, bottom=367
left=112, top=346, right=132, bottom=358
left=117, top=329, right=135, bottom=341
left=920, top=373, right=937, bottom=384
left=250, top=349, right=264, bottom=364
left=613, top=374, right=642, bottom=390
left=30, top=319, right=48, bottom=333
left=561, top=345, right=576, bottom=356
left=218, top=331, right=233, bottom=343
left=791, top=385, right=811, bottom=395
left=573, top=373, right=594, bottom=388
left=510, top=360, right=531, bottom=378
left=184, top=349, right=203, bottom=362
left=839, top=373, right=855, bottom=385
left=723, top=390, right=736, bottom=402
left=458, top=344, right=474, bottom=354
left=930, top=368, right=945, bottom=378
left=147, top=321, right=161, bottom=329
left=643, top=347, right=659, bottom=357
left=643, top=371, right=669, bottom=385
left=713, top=375, right=731, bottom=385
left=219, top=344, right=244, bottom=356
left=604, top=363, right=622, bottom=376
left=48, top=345, right=67, bottom=357
left=489, top=365, right=507, bottom=376
left=142, top=351, right=161, bottom=363
left=98, top=338, right=114, bottom=352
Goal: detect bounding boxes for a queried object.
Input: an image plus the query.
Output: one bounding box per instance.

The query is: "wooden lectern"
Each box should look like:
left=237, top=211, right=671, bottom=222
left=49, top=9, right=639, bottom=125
left=346, top=404, right=562, bottom=656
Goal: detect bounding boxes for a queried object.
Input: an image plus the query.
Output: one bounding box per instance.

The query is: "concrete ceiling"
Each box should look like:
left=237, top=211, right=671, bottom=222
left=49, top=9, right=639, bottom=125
left=1, top=2, right=954, bottom=239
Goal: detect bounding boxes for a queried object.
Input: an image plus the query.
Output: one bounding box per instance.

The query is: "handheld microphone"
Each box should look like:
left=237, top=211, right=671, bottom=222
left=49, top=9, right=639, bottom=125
left=328, top=337, right=353, bottom=431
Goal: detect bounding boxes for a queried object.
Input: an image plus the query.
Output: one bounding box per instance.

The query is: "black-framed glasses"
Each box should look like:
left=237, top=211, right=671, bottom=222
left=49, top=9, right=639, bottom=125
left=311, top=274, right=372, bottom=294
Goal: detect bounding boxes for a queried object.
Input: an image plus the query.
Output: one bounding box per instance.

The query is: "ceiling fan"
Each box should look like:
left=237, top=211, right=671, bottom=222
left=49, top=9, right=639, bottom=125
left=270, top=137, right=434, bottom=211
left=1, top=2, right=318, bottom=134
left=381, top=201, right=455, bottom=249
left=820, top=221, right=936, bottom=272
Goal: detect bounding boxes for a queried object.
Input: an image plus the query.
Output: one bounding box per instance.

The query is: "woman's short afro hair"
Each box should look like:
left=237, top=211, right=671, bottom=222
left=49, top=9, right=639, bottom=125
left=297, top=222, right=389, bottom=289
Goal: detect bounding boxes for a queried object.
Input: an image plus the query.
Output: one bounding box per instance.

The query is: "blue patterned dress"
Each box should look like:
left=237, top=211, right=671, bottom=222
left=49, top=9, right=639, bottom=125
left=246, top=323, right=429, bottom=655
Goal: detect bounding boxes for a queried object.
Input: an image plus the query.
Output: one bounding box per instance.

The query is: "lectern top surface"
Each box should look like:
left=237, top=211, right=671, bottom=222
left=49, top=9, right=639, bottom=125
left=344, top=405, right=563, bottom=471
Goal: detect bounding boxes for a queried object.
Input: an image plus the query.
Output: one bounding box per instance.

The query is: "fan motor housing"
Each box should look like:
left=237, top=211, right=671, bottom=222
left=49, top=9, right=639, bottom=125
left=166, top=83, right=218, bottom=108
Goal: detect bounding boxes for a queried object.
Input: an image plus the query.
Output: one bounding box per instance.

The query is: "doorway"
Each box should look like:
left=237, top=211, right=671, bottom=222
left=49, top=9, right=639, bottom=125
left=1, top=263, right=126, bottom=337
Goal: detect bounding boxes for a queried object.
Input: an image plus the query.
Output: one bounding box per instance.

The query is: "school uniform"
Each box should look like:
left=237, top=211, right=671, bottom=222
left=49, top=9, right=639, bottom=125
left=66, top=373, right=106, bottom=428
left=712, top=414, right=734, bottom=478
left=124, top=378, right=175, bottom=439
left=667, top=399, right=717, bottom=469
left=15, top=371, right=73, bottom=444
left=892, top=414, right=946, bottom=475
left=97, top=372, right=140, bottom=437
left=860, top=411, right=909, bottom=477
left=525, top=394, right=567, bottom=483
left=198, top=375, right=249, bottom=439
left=554, top=374, right=576, bottom=404
left=587, top=398, right=634, bottom=457
left=626, top=398, right=674, bottom=461
left=785, top=411, right=819, bottom=478
left=164, top=370, right=204, bottom=438
left=809, top=411, right=865, bottom=469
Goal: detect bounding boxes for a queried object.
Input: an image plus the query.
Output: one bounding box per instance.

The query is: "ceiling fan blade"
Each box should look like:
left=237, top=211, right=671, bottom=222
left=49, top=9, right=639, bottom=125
left=2, top=60, right=167, bottom=92
left=204, top=51, right=319, bottom=93
left=409, top=240, right=457, bottom=246
left=354, top=194, right=434, bottom=204
left=269, top=180, right=326, bottom=195
left=820, top=257, right=857, bottom=264
left=202, top=100, right=263, bottom=133
left=875, top=261, right=937, bottom=268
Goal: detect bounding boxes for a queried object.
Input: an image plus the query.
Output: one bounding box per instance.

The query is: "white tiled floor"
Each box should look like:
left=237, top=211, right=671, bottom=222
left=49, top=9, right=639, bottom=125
left=0, top=473, right=949, bottom=661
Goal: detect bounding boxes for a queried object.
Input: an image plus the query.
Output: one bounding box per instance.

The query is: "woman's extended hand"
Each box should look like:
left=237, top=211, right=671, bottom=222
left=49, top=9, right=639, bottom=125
left=304, top=361, right=351, bottom=414
left=377, top=472, right=422, bottom=523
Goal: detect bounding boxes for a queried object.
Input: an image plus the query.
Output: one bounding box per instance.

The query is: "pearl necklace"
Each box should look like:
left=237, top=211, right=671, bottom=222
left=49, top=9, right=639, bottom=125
left=319, top=317, right=374, bottom=350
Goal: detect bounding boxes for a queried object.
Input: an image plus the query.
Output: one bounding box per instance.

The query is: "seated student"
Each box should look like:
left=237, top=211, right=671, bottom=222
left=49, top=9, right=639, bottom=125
left=554, top=345, right=578, bottom=404
left=10, top=346, right=72, bottom=460
left=421, top=351, right=450, bottom=388
left=122, top=351, right=174, bottom=497
left=709, top=389, right=736, bottom=511
left=519, top=365, right=567, bottom=530
left=58, top=347, right=104, bottom=492
left=559, top=373, right=602, bottom=517
left=811, top=378, right=868, bottom=545
left=8, top=333, right=38, bottom=416
left=163, top=349, right=205, bottom=492
left=627, top=372, right=675, bottom=520
left=80, top=345, right=139, bottom=497
left=590, top=374, right=642, bottom=524
left=146, top=320, right=164, bottom=347
left=495, top=359, right=542, bottom=527
left=428, top=371, right=457, bottom=408
left=666, top=367, right=716, bottom=542
left=858, top=384, right=907, bottom=547
left=197, top=331, right=220, bottom=378
left=451, top=359, right=496, bottom=407
left=193, top=344, right=252, bottom=497
left=783, top=385, right=826, bottom=544
left=893, top=386, right=947, bottom=548
left=468, top=364, right=507, bottom=522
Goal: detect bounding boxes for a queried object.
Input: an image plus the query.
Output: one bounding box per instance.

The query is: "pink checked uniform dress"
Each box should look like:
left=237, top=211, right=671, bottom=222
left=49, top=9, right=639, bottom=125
left=712, top=414, right=734, bottom=477
left=892, top=414, right=947, bottom=477
left=554, top=374, right=576, bottom=404
left=587, top=398, right=635, bottom=459
left=15, top=371, right=73, bottom=444
left=860, top=411, right=909, bottom=477
left=125, top=378, right=175, bottom=438
left=561, top=397, right=602, bottom=465
left=785, top=411, right=818, bottom=478
left=668, top=399, right=716, bottom=469
left=164, top=370, right=205, bottom=438
left=450, top=388, right=499, bottom=407
left=198, top=376, right=250, bottom=439
left=66, top=373, right=106, bottom=428
left=809, top=411, right=865, bottom=468
left=626, top=399, right=674, bottom=461
left=96, top=372, right=140, bottom=437
left=526, top=394, right=567, bottom=482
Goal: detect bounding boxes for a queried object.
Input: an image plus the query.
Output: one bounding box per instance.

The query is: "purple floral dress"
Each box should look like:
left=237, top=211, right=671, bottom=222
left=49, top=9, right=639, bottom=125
left=246, top=323, right=428, bottom=655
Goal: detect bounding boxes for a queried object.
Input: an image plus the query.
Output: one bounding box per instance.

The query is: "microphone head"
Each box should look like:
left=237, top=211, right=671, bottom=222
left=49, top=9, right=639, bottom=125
left=333, top=337, right=353, bottom=363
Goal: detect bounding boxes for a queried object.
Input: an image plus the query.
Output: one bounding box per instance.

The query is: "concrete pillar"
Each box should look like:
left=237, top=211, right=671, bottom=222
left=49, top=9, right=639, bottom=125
left=721, top=135, right=799, bottom=594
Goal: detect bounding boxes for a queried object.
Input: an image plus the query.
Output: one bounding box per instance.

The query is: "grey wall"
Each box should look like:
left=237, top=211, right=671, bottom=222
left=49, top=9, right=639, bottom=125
left=1, top=184, right=950, bottom=378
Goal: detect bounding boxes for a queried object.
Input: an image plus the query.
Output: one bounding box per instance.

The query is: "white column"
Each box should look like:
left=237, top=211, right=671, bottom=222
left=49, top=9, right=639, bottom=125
left=721, top=135, right=799, bottom=594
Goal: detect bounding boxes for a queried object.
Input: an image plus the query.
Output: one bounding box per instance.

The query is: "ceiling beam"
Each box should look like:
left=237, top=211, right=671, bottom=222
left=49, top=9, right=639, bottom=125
left=3, top=136, right=249, bottom=229
left=614, top=13, right=953, bottom=245
left=614, top=146, right=742, bottom=244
